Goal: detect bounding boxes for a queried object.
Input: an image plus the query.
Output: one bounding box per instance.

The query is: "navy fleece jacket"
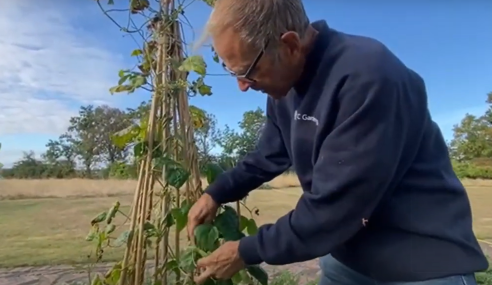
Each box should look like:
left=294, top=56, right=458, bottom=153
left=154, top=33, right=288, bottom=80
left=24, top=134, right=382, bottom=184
left=205, top=21, right=488, bottom=282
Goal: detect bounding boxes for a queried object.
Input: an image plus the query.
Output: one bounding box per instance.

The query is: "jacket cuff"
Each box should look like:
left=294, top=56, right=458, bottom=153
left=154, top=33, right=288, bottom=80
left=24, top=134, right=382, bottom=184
left=238, top=235, right=263, bottom=265
left=204, top=183, right=227, bottom=205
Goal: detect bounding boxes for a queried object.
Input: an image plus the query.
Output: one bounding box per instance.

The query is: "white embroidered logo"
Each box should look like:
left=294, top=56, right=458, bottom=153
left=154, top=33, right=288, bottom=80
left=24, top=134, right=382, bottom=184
left=294, top=110, right=319, bottom=126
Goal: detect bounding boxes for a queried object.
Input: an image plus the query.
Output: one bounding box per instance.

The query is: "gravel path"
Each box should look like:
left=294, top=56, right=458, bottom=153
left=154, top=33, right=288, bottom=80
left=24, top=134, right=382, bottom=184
left=0, top=243, right=490, bottom=285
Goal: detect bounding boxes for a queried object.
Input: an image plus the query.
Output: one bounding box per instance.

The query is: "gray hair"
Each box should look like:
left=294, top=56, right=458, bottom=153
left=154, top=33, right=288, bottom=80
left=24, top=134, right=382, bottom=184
left=197, top=0, right=310, bottom=54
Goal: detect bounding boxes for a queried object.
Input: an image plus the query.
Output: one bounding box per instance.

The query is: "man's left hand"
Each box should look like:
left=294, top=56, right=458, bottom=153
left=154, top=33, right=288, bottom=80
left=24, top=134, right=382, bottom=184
left=194, top=241, right=245, bottom=284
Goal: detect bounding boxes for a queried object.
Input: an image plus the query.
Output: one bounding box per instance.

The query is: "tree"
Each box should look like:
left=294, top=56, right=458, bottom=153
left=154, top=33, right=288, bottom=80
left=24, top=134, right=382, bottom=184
left=126, top=100, right=150, bottom=122
left=42, top=136, right=77, bottom=178
left=194, top=111, right=219, bottom=166
left=43, top=137, right=76, bottom=165
left=64, top=105, right=101, bottom=177
left=63, top=105, right=132, bottom=177
left=218, top=107, right=266, bottom=158
left=9, top=151, right=47, bottom=179
left=93, top=105, right=132, bottom=164
left=450, top=93, right=492, bottom=162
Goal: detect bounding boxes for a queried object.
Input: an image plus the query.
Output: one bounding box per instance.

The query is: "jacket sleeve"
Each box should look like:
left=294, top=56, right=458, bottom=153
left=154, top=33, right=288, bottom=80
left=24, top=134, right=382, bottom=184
left=238, top=74, right=420, bottom=265
left=205, top=99, right=292, bottom=204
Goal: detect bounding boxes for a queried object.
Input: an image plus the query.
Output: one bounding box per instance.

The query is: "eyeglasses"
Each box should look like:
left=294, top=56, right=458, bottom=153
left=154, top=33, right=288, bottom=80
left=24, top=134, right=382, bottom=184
left=222, top=40, right=270, bottom=83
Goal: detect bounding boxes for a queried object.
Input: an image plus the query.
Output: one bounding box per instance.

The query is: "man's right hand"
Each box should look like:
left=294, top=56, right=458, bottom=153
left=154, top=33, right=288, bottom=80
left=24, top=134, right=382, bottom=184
left=187, top=193, right=220, bottom=243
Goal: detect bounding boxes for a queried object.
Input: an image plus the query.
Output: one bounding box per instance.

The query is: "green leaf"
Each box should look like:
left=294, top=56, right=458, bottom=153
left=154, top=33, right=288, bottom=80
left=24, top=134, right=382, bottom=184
left=91, top=211, right=107, bottom=225
left=205, top=163, right=224, bottom=184
left=154, top=156, right=190, bottom=189
left=203, top=0, right=215, bottom=7
left=105, top=269, right=121, bottom=285
left=115, top=230, right=133, bottom=246
left=189, top=105, right=207, bottom=129
left=133, top=142, right=146, bottom=158
left=131, top=75, right=146, bottom=88
left=247, top=265, right=268, bottom=285
left=104, top=262, right=122, bottom=285
left=118, top=74, right=130, bottom=85
left=161, top=212, right=175, bottom=228
left=194, top=224, right=219, bottom=252
left=181, top=199, right=193, bottom=213
left=231, top=271, right=243, bottom=284
left=171, top=201, right=192, bottom=233
left=179, top=55, right=207, bottom=76
left=211, top=47, right=219, bottom=63
left=198, top=83, right=212, bottom=96
left=165, top=259, right=180, bottom=277
left=179, top=247, right=202, bottom=272
left=239, top=215, right=249, bottom=232
left=97, top=231, right=108, bottom=244
left=109, top=84, right=133, bottom=95
left=166, top=165, right=190, bottom=189
left=85, top=226, right=98, bottom=241
left=153, top=156, right=176, bottom=168
left=104, top=224, right=116, bottom=235
left=91, top=274, right=103, bottom=285
left=111, top=125, right=139, bottom=148
left=246, top=218, right=258, bottom=236
left=239, top=270, right=253, bottom=284
left=131, top=49, right=143, bottom=56
left=105, top=201, right=120, bottom=224
left=214, top=206, right=244, bottom=241
left=143, top=222, right=157, bottom=237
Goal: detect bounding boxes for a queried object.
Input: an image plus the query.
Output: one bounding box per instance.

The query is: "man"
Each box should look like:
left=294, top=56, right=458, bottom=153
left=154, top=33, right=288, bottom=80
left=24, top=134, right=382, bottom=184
left=187, top=0, right=489, bottom=284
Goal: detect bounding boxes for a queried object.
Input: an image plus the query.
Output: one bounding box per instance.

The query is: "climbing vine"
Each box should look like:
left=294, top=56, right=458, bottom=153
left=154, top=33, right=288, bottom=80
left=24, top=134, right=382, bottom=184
left=85, top=1, right=267, bottom=285
left=87, top=168, right=266, bottom=285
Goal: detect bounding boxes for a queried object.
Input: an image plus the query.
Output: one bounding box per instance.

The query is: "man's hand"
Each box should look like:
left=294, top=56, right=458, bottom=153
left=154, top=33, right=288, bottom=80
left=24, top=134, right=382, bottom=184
left=194, top=241, right=245, bottom=284
left=187, top=193, right=220, bottom=242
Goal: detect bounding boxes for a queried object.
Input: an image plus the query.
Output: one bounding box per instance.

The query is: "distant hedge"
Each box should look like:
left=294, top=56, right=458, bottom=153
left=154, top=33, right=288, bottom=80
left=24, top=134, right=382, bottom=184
left=452, top=160, right=492, bottom=180
left=3, top=159, right=492, bottom=181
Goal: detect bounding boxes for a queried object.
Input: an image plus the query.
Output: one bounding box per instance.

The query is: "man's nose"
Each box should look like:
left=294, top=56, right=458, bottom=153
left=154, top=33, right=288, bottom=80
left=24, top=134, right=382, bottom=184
left=237, top=79, right=251, bottom=92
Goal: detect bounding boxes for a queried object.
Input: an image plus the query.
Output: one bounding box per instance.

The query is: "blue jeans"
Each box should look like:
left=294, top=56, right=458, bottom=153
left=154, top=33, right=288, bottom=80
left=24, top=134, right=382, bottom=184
left=319, top=255, right=477, bottom=285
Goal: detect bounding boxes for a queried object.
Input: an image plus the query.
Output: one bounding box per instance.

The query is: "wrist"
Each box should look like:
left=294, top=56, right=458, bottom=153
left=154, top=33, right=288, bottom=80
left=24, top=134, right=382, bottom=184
left=204, top=186, right=225, bottom=205
left=203, top=192, right=220, bottom=207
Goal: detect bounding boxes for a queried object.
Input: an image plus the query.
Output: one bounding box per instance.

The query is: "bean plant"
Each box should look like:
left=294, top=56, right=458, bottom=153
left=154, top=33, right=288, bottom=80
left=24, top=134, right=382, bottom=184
left=87, top=163, right=267, bottom=285
left=84, top=1, right=268, bottom=285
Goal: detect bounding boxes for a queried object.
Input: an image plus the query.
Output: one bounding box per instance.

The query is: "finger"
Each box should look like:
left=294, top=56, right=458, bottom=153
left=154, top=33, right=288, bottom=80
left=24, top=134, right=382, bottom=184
left=196, top=255, right=212, bottom=268
left=187, top=219, right=197, bottom=245
left=194, top=267, right=213, bottom=285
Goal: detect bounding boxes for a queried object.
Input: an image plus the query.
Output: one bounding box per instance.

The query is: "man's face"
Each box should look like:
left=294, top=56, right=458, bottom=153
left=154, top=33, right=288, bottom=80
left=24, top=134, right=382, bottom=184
left=213, top=28, right=302, bottom=99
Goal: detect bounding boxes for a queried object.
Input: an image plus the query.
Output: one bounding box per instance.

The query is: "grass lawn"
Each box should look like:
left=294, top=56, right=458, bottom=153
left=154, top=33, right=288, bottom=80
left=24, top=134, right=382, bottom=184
left=0, top=176, right=491, bottom=268
left=0, top=187, right=301, bottom=267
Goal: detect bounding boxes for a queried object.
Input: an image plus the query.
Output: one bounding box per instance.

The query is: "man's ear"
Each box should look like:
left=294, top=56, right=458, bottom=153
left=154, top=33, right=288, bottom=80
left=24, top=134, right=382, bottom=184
left=280, top=31, right=302, bottom=56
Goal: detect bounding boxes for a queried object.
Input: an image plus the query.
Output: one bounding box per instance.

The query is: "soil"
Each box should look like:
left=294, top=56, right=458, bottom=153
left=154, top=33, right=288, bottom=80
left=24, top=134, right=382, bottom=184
left=0, top=243, right=490, bottom=285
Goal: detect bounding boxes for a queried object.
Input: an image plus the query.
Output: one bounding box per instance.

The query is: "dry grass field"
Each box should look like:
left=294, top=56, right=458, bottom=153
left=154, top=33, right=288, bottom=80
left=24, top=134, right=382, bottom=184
left=0, top=174, right=491, bottom=268
left=0, top=174, right=301, bottom=200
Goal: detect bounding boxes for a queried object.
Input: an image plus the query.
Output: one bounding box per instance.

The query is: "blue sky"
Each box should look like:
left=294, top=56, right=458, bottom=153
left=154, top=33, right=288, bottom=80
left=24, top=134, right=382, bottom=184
left=0, top=1, right=491, bottom=166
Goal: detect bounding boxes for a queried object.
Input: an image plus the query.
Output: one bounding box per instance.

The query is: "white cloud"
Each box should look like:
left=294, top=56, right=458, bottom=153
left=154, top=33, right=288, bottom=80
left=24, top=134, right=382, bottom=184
left=0, top=1, right=124, bottom=136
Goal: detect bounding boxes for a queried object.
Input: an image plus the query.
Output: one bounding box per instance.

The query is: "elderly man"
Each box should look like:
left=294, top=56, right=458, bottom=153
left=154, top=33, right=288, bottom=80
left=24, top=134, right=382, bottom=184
left=187, top=0, right=489, bottom=284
